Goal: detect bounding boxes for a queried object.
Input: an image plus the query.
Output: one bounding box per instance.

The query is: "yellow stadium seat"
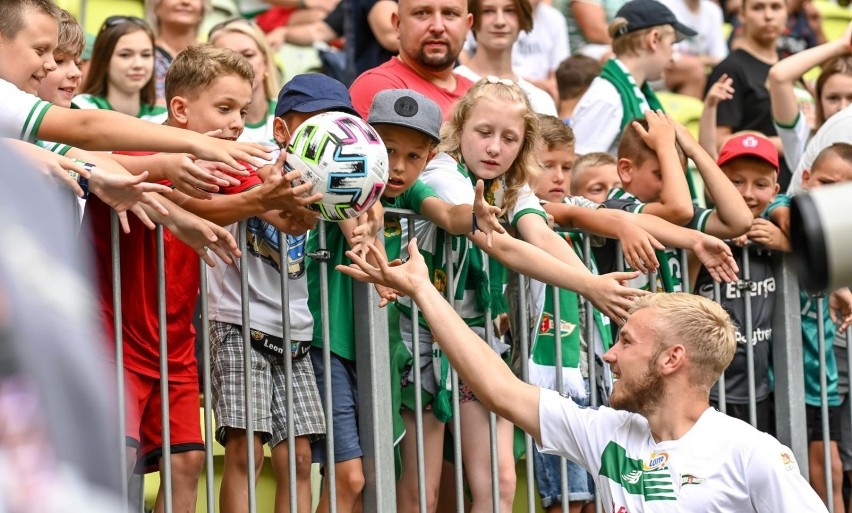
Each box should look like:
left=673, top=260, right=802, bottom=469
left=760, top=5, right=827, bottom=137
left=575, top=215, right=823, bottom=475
left=55, top=0, right=146, bottom=34
left=814, top=0, right=852, bottom=41
left=656, top=91, right=705, bottom=140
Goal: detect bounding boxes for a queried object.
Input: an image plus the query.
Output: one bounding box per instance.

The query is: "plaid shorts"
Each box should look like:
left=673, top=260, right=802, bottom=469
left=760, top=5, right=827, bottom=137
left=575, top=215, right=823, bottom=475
left=211, top=321, right=325, bottom=447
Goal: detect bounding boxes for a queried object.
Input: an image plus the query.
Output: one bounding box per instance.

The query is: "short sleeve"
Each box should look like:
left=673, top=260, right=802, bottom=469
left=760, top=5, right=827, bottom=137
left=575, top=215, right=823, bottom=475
left=510, top=184, right=548, bottom=227
left=687, top=206, right=714, bottom=233
left=405, top=179, right=439, bottom=213
left=418, top=153, right=476, bottom=205
left=603, top=197, right=644, bottom=214
left=0, top=79, right=53, bottom=141
left=747, top=439, right=829, bottom=512
left=762, top=194, right=791, bottom=220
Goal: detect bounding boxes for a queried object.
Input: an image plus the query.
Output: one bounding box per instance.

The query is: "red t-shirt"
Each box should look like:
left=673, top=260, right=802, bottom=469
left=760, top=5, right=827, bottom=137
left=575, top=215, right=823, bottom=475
left=349, top=57, right=474, bottom=120
left=87, top=152, right=261, bottom=382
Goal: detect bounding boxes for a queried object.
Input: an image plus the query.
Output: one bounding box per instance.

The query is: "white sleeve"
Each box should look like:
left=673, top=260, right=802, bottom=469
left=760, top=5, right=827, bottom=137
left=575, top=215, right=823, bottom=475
left=788, top=104, right=852, bottom=196
left=572, top=79, right=623, bottom=155
left=550, top=8, right=571, bottom=69
left=509, top=184, right=548, bottom=226
left=708, top=4, right=729, bottom=61
left=747, top=438, right=829, bottom=512
left=0, top=78, right=52, bottom=141
left=419, top=153, right=476, bottom=205
left=537, top=388, right=630, bottom=474
left=774, top=111, right=810, bottom=173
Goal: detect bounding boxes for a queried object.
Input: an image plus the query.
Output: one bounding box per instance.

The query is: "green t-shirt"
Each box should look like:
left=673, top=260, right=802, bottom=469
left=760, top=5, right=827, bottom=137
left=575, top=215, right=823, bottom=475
left=306, top=180, right=437, bottom=360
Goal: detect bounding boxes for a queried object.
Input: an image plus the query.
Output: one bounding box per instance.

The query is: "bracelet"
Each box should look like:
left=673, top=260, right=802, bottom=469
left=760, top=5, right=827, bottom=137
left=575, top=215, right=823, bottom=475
left=298, top=0, right=307, bottom=7
left=471, top=211, right=478, bottom=234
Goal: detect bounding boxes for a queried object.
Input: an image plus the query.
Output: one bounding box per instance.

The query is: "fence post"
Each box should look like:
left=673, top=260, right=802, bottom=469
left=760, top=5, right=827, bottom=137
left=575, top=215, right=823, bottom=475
left=771, top=253, right=809, bottom=478
left=353, top=280, right=397, bottom=511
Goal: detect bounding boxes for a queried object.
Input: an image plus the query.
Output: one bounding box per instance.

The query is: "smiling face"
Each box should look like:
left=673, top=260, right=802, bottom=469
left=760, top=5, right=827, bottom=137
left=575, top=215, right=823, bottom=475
left=174, top=73, right=252, bottom=139
left=375, top=124, right=436, bottom=198
left=395, top=0, right=472, bottom=71
left=107, top=29, right=154, bottom=96
left=535, top=144, right=575, bottom=203
left=460, top=97, right=525, bottom=180
left=474, top=0, right=520, bottom=52
left=0, top=10, right=58, bottom=93
left=603, top=307, right=667, bottom=415
left=721, top=159, right=778, bottom=218
left=36, top=51, right=81, bottom=107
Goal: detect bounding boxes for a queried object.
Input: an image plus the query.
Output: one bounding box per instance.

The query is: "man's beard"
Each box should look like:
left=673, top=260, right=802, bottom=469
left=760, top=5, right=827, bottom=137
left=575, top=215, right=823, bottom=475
left=609, top=364, right=665, bottom=416
left=415, top=46, right=458, bottom=71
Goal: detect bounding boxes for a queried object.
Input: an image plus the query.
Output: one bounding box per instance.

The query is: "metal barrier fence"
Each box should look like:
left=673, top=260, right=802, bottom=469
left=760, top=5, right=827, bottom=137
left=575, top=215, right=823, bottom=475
left=106, top=207, right=846, bottom=513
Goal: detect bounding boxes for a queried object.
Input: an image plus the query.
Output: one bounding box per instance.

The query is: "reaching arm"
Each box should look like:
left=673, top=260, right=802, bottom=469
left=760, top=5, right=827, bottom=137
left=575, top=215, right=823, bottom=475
left=699, top=74, right=734, bottom=160
left=338, top=240, right=544, bottom=441
left=419, top=179, right=505, bottom=242
left=35, top=106, right=271, bottom=169
left=675, top=124, right=753, bottom=238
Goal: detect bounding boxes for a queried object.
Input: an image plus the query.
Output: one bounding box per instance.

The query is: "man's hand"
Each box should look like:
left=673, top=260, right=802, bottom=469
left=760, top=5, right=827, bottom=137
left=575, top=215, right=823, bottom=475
left=337, top=238, right=432, bottom=300
left=583, top=272, right=648, bottom=325
left=616, top=223, right=662, bottom=274
left=163, top=205, right=242, bottom=267
left=473, top=179, right=505, bottom=248
left=746, top=218, right=791, bottom=251
left=633, top=109, right=676, bottom=152
left=692, top=234, right=739, bottom=283
left=830, top=288, right=852, bottom=332
left=164, top=153, right=248, bottom=200
left=88, top=168, right=173, bottom=232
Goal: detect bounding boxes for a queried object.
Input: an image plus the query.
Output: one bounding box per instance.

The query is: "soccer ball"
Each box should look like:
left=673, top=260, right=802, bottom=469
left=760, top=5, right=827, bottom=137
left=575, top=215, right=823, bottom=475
left=285, top=111, right=389, bottom=222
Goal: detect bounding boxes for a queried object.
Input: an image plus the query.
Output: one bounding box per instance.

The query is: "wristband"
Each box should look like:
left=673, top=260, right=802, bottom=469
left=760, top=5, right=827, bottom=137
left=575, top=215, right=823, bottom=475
left=70, top=160, right=94, bottom=199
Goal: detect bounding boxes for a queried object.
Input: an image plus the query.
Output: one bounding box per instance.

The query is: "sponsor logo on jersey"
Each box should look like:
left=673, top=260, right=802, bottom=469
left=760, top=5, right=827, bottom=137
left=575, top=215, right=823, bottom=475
left=384, top=218, right=401, bottom=238
left=781, top=452, right=797, bottom=471
left=680, top=474, right=705, bottom=486
left=432, top=269, right=448, bottom=294
left=621, top=470, right=642, bottom=484
left=643, top=452, right=669, bottom=471
left=734, top=327, right=772, bottom=345
left=723, top=276, right=775, bottom=299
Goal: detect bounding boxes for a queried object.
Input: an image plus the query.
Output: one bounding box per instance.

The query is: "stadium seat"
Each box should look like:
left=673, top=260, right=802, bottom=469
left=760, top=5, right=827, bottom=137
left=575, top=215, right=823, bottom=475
left=656, top=91, right=705, bottom=140
left=55, top=0, right=145, bottom=34
left=813, top=0, right=852, bottom=41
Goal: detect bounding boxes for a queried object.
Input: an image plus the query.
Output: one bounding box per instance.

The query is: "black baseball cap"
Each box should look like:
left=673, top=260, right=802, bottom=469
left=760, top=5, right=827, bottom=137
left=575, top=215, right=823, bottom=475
left=614, top=0, right=697, bottom=42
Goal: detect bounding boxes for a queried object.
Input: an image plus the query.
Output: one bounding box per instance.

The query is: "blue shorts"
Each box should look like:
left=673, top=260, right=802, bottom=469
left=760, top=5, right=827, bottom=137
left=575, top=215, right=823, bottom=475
left=532, top=380, right=595, bottom=506
left=310, top=347, right=363, bottom=464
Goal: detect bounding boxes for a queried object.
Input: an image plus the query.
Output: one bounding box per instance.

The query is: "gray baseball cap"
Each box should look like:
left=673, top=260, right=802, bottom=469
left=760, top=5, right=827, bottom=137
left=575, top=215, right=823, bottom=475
left=367, top=89, right=442, bottom=143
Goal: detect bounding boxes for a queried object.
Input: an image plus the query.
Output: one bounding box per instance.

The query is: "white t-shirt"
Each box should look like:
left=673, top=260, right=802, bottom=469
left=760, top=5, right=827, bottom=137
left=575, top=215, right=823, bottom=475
left=513, top=3, right=571, bottom=82
left=572, top=77, right=624, bottom=155
left=453, top=65, right=558, bottom=116
left=0, top=78, right=52, bottom=141
left=207, top=219, right=313, bottom=341
left=239, top=100, right=278, bottom=165
left=537, top=388, right=828, bottom=512
left=662, top=0, right=728, bottom=61
left=788, top=104, right=852, bottom=195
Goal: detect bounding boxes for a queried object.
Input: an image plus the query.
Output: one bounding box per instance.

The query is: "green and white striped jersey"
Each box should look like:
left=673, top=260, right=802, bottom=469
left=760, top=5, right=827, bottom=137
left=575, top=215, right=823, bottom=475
left=0, top=78, right=52, bottom=141
left=72, top=94, right=167, bottom=124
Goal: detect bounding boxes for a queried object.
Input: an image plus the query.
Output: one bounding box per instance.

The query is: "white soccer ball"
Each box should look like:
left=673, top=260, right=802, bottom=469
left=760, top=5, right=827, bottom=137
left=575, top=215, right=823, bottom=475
left=285, top=111, right=389, bottom=222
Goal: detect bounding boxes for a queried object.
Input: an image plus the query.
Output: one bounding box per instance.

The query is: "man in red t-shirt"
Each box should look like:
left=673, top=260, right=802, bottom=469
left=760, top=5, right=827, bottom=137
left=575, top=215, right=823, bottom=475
left=86, top=45, right=319, bottom=513
left=349, top=0, right=475, bottom=118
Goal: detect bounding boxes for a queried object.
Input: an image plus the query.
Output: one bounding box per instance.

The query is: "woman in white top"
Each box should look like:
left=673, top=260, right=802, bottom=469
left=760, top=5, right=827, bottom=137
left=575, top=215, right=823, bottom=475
left=209, top=18, right=280, bottom=154
left=455, top=0, right=558, bottom=116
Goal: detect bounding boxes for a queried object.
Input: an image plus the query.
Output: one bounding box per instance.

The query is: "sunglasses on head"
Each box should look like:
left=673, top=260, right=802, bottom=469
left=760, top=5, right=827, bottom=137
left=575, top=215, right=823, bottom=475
left=207, top=17, right=255, bottom=38
left=101, top=16, right=149, bottom=31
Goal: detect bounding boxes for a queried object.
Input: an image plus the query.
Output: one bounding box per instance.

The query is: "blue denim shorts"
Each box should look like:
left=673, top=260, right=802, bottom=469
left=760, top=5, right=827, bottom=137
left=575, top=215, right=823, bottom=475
left=532, top=379, right=595, bottom=506
left=309, top=347, right=363, bottom=464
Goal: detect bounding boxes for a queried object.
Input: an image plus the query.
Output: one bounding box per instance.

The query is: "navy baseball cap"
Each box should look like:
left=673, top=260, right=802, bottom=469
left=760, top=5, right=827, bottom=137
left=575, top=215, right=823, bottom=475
left=614, top=0, right=697, bottom=42
left=275, top=73, right=358, bottom=118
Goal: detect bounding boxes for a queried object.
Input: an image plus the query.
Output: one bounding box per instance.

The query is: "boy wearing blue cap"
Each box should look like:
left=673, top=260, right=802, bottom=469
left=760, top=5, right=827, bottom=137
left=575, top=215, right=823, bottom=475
left=208, top=73, right=359, bottom=513
left=304, top=89, right=504, bottom=512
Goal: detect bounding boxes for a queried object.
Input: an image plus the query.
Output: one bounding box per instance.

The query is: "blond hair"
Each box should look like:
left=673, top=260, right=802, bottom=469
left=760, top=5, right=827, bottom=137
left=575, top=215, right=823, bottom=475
left=608, top=18, right=675, bottom=58
left=208, top=19, right=280, bottom=102
left=165, top=43, right=254, bottom=105
left=439, top=78, right=542, bottom=217
left=56, top=8, right=85, bottom=58
left=629, top=293, right=736, bottom=391
left=570, top=152, right=617, bottom=194
left=538, top=114, right=575, bottom=151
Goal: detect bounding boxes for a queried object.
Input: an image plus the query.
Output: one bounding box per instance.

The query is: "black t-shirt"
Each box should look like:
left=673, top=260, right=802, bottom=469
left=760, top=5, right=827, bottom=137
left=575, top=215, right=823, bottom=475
left=695, top=244, right=776, bottom=404
left=347, top=0, right=397, bottom=75
left=707, top=49, right=792, bottom=189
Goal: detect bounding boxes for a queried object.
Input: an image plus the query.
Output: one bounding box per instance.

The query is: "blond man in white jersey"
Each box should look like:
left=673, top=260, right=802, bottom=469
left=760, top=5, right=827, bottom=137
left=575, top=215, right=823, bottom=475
left=339, top=239, right=829, bottom=513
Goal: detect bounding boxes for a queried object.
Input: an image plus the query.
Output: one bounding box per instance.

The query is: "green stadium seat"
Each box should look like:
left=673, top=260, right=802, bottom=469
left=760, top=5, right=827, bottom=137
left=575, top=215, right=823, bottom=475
left=55, top=0, right=145, bottom=34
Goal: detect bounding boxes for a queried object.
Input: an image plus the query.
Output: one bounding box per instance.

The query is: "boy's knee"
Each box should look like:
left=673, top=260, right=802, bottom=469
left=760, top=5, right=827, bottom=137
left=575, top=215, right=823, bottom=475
left=337, top=464, right=365, bottom=494
left=171, top=450, right=205, bottom=480
left=295, top=443, right=313, bottom=478
left=498, top=471, right=517, bottom=502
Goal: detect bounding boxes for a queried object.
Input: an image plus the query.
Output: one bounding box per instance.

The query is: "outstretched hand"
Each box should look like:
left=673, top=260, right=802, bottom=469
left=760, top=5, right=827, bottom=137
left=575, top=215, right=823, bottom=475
left=633, top=110, right=676, bottom=152
left=693, top=234, right=739, bottom=283
left=337, top=238, right=431, bottom=302
left=704, top=74, right=735, bottom=109
left=617, top=224, right=662, bottom=274
left=585, top=272, right=648, bottom=325
left=473, top=179, right=506, bottom=247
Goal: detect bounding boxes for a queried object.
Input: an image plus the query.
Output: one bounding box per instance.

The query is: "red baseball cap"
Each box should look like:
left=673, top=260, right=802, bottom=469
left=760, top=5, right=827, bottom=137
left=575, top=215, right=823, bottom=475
left=717, top=133, right=779, bottom=172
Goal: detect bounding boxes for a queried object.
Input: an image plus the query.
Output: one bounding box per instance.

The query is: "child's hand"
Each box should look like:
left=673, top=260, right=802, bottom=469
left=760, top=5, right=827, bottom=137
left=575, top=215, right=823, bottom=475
left=375, top=284, right=402, bottom=308
left=473, top=179, right=506, bottom=248
left=732, top=233, right=749, bottom=247
left=746, top=218, right=791, bottom=251
left=633, top=110, right=676, bottom=152
left=616, top=224, right=663, bottom=274
left=692, top=234, right=739, bottom=283
left=261, top=150, right=323, bottom=221
left=164, top=206, right=242, bottom=267
left=704, top=74, right=735, bottom=109
left=829, top=288, right=852, bottom=332
left=350, top=202, right=384, bottom=256
left=88, top=169, right=172, bottom=233
left=673, top=122, right=701, bottom=158
left=585, top=272, right=648, bottom=324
